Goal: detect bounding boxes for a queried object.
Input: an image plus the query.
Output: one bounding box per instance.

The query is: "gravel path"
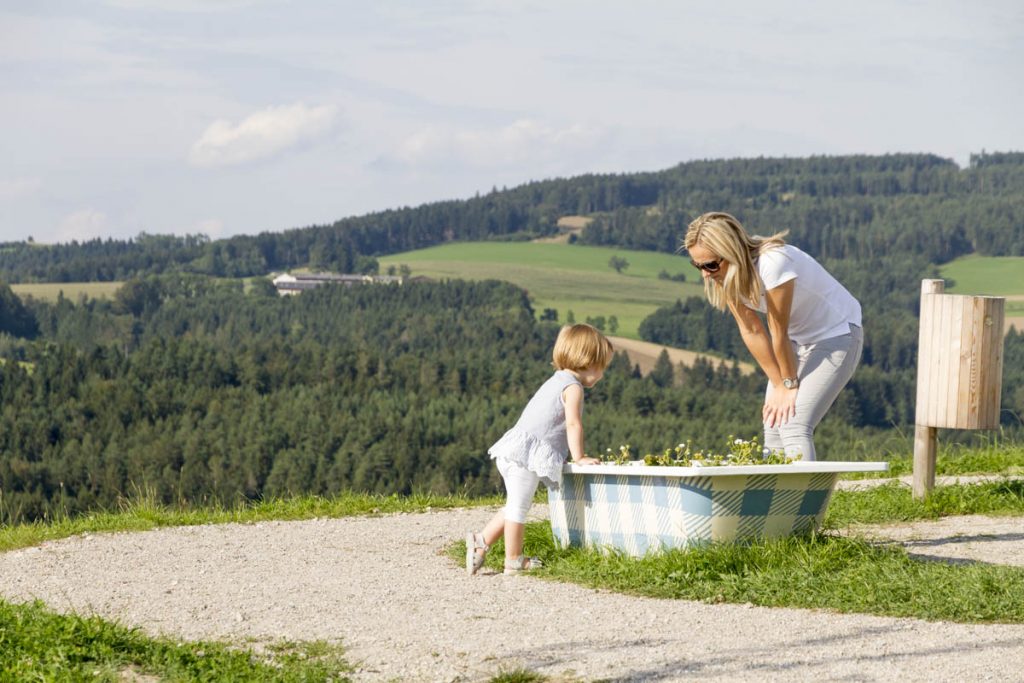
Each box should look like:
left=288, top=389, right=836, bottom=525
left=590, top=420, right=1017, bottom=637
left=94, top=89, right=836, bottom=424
left=2, top=485, right=1024, bottom=681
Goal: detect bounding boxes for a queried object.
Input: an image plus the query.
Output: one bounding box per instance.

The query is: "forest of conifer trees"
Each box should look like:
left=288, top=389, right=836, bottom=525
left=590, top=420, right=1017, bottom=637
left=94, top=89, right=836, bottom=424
left=1, top=152, right=1023, bottom=522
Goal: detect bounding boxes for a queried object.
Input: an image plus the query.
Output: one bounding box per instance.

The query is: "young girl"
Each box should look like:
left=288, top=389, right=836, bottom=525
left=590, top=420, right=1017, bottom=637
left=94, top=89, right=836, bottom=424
left=467, top=323, right=613, bottom=576
left=684, top=211, right=863, bottom=462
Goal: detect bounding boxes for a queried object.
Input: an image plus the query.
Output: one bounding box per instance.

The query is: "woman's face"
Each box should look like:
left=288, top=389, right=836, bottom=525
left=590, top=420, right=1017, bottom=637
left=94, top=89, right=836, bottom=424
left=687, top=243, right=728, bottom=283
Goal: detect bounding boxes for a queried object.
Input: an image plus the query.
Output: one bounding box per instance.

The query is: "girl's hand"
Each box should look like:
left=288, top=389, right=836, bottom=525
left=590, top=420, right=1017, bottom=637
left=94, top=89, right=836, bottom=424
left=763, top=385, right=798, bottom=428
left=572, top=455, right=601, bottom=465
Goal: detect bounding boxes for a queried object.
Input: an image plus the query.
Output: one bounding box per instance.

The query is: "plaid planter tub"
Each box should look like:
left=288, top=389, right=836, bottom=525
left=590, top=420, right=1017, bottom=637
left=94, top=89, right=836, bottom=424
left=548, top=461, right=888, bottom=556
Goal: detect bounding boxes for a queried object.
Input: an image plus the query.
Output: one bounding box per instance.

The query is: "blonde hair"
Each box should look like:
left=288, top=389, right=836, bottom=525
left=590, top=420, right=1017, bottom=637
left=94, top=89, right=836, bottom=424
left=683, top=211, right=788, bottom=311
left=552, top=323, right=614, bottom=372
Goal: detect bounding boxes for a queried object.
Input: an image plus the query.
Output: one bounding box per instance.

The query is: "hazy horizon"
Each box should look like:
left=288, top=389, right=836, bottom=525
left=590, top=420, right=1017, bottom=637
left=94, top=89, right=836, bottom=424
left=3, top=1, right=1022, bottom=245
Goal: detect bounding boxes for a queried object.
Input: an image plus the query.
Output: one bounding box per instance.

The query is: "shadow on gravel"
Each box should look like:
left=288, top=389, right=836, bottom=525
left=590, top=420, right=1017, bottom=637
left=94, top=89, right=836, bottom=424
left=500, top=625, right=1024, bottom=682
left=900, top=532, right=1024, bottom=547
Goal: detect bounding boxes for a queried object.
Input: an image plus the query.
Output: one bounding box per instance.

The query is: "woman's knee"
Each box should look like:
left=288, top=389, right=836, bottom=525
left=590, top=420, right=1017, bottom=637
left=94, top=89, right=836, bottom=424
left=779, top=420, right=813, bottom=443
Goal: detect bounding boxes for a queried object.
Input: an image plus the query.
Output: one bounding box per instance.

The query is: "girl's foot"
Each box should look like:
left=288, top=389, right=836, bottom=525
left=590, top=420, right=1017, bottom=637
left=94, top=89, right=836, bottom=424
left=466, top=532, right=489, bottom=575
left=503, top=555, right=543, bottom=575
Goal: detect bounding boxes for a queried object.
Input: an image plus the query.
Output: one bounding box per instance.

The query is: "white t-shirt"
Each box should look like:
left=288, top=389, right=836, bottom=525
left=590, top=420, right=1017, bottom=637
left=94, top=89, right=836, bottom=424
left=745, top=244, right=862, bottom=345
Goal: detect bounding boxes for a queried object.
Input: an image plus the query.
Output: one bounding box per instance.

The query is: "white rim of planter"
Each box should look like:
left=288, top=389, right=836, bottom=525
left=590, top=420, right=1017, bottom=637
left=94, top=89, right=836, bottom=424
left=563, top=461, right=889, bottom=477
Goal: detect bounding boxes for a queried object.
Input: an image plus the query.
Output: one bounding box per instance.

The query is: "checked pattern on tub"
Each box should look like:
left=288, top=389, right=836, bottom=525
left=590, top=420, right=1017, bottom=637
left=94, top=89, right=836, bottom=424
left=548, top=471, right=839, bottom=557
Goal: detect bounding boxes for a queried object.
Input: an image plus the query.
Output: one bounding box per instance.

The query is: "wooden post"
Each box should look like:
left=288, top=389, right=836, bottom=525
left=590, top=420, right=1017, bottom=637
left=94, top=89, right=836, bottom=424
left=912, top=423, right=937, bottom=499
left=913, top=279, right=1005, bottom=499
left=914, top=279, right=944, bottom=499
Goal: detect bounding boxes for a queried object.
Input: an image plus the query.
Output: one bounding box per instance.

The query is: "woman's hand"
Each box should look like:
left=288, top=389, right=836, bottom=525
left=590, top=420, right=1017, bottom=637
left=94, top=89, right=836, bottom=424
left=572, top=455, right=601, bottom=465
left=763, top=384, right=798, bottom=428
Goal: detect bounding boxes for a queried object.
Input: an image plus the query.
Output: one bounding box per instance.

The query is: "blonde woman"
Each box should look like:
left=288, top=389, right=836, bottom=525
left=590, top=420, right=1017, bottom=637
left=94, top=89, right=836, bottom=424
left=684, top=212, right=862, bottom=461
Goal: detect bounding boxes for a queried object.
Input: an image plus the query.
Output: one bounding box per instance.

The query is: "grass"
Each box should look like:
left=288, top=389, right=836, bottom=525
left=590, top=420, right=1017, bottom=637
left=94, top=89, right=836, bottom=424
left=379, top=242, right=703, bottom=338
left=940, top=254, right=1024, bottom=297
left=0, top=490, right=503, bottom=552
left=10, top=281, right=124, bottom=302
left=454, top=475, right=1024, bottom=624
left=833, top=436, right=1024, bottom=479
left=826, top=479, right=1024, bottom=526
left=0, top=600, right=350, bottom=681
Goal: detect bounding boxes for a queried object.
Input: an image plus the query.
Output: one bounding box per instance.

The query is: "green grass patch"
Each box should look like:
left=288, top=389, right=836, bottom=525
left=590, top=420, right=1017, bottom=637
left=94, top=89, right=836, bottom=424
left=0, top=599, right=350, bottom=681
left=840, top=438, right=1024, bottom=480
left=455, top=480, right=1024, bottom=623
left=489, top=668, right=548, bottom=683
left=826, top=479, right=1024, bottom=526
left=0, top=490, right=502, bottom=552
left=940, top=255, right=1024, bottom=297
left=10, top=281, right=124, bottom=302
left=538, top=531, right=1024, bottom=623
left=379, top=242, right=703, bottom=338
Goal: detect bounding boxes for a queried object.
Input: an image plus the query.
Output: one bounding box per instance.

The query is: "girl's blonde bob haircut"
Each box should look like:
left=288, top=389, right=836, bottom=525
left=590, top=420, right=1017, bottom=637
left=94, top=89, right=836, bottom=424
left=552, top=323, right=614, bottom=372
left=683, top=211, right=788, bottom=311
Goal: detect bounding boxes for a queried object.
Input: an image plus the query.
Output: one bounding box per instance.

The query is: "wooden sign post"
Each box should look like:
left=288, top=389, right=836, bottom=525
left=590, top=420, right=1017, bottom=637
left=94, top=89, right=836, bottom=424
left=913, top=279, right=1005, bottom=499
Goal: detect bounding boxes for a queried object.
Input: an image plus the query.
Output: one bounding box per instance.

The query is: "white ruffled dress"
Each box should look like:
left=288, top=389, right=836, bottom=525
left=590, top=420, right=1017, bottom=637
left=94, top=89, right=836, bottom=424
left=488, top=370, right=582, bottom=490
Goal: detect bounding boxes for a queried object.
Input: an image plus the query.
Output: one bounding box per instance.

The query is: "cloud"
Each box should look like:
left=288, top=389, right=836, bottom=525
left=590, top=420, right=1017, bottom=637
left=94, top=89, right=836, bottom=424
left=390, top=119, right=609, bottom=169
left=102, top=0, right=260, bottom=11
left=0, top=177, right=41, bottom=201
left=57, top=208, right=109, bottom=243
left=188, top=103, right=337, bottom=168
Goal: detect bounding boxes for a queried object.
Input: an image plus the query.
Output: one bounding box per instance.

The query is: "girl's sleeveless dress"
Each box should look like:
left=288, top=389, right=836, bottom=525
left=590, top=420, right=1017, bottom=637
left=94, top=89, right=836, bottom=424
left=488, top=369, right=582, bottom=490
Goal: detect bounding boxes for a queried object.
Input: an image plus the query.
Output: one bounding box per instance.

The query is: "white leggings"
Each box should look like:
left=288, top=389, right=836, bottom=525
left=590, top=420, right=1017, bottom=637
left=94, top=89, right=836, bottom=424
left=495, top=458, right=540, bottom=524
left=763, top=324, right=863, bottom=461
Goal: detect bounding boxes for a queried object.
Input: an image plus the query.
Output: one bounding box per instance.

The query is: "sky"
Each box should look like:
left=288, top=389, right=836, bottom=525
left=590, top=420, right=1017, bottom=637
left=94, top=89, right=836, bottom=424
left=1, top=1, right=1022, bottom=245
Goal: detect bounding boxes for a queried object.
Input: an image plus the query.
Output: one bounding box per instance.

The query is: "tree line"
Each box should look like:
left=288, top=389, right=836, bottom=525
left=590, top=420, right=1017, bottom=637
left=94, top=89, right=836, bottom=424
left=0, top=276, right=927, bottom=523
left=2, top=153, right=1023, bottom=283
left=2, top=150, right=1024, bottom=522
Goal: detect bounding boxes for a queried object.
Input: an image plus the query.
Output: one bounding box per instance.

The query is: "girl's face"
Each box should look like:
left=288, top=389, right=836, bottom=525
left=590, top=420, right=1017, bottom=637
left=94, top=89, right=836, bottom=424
left=687, top=243, right=728, bottom=284
left=576, top=364, right=605, bottom=388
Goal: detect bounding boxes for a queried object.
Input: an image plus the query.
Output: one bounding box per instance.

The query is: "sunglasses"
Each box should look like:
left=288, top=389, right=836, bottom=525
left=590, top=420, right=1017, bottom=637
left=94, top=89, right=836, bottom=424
left=689, top=258, right=723, bottom=273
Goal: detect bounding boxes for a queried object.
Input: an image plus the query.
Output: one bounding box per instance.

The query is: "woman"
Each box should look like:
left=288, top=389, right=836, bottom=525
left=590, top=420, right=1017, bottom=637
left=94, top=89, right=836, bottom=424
left=684, top=212, right=862, bottom=461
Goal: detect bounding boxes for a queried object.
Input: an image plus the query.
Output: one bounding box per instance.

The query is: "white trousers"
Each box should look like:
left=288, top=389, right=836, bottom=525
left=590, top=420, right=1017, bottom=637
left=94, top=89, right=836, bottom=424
left=495, top=458, right=540, bottom=524
left=763, top=324, right=863, bottom=461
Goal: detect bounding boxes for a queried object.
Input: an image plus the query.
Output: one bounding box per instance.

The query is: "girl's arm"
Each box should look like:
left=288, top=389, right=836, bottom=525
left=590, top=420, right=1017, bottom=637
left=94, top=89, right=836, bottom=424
left=563, top=383, right=599, bottom=464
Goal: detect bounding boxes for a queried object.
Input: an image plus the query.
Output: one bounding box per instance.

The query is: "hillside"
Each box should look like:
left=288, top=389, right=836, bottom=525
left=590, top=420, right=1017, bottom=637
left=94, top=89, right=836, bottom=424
left=2, top=152, right=1024, bottom=284
left=3, top=152, right=1024, bottom=523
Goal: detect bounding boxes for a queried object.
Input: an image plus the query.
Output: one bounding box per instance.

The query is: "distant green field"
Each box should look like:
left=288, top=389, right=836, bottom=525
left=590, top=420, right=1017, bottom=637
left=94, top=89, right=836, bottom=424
left=11, top=281, right=123, bottom=302
left=941, top=255, right=1024, bottom=296
left=940, top=255, right=1024, bottom=317
left=379, top=242, right=704, bottom=338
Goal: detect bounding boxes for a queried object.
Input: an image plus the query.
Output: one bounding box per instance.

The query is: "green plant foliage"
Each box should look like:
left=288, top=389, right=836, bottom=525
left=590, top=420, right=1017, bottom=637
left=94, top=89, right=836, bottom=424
left=597, top=436, right=795, bottom=466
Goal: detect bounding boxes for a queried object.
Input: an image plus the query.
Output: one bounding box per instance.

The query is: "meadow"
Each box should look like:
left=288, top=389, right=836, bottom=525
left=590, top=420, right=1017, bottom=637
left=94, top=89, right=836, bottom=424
left=379, top=242, right=704, bottom=339
left=940, top=255, right=1024, bottom=297
left=10, top=281, right=124, bottom=302
left=941, top=254, right=1024, bottom=329
left=9, top=251, right=1022, bottom=336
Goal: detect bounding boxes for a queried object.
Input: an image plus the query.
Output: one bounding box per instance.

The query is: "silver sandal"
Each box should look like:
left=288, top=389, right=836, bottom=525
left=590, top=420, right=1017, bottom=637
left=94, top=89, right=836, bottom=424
left=466, top=531, right=489, bottom=575
left=503, top=554, right=543, bottom=575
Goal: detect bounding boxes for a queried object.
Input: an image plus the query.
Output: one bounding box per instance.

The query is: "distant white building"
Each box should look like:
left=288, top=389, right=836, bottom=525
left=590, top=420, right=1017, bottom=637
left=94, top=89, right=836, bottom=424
left=271, top=272, right=404, bottom=296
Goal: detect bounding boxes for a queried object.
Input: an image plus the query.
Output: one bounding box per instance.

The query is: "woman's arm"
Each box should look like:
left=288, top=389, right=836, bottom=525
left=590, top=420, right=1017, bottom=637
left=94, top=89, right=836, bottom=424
left=764, top=279, right=799, bottom=384
left=563, top=384, right=599, bottom=464
left=762, top=280, right=799, bottom=426
left=729, top=280, right=799, bottom=427
left=729, top=301, right=782, bottom=385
